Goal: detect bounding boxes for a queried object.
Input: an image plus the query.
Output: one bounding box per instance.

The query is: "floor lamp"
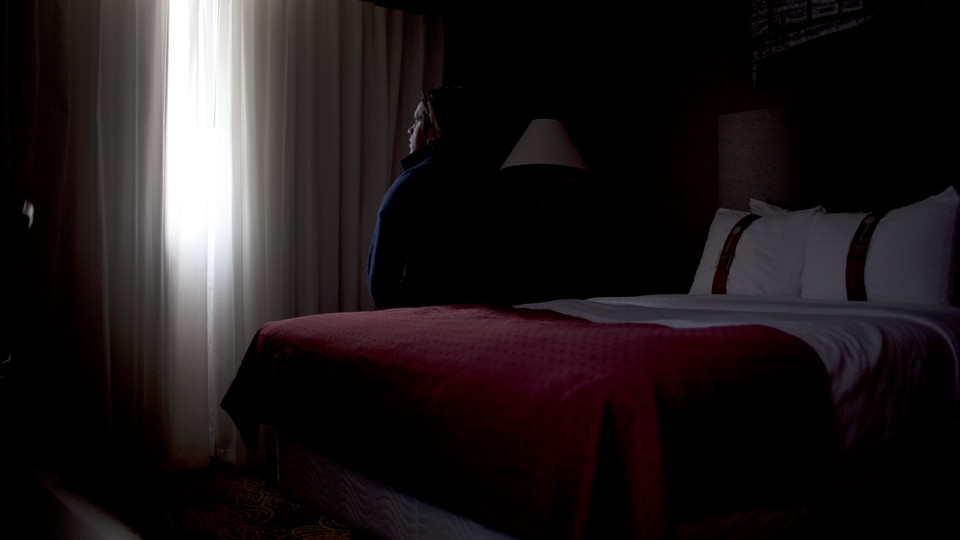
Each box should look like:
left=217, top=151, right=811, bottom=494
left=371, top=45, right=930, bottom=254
left=500, top=119, right=589, bottom=297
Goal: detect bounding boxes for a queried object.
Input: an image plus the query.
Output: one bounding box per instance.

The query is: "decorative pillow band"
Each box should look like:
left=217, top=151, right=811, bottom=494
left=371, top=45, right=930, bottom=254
left=844, top=211, right=888, bottom=301
left=801, top=185, right=960, bottom=305
left=690, top=202, right=824, bottom=296
left=711, top=214, right=761, bottom=294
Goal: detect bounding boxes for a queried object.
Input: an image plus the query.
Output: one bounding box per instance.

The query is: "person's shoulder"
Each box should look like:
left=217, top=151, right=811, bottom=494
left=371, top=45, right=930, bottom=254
left=399, top=157, right=442, bottom=191
left=386, top=157, right=440, bottom=202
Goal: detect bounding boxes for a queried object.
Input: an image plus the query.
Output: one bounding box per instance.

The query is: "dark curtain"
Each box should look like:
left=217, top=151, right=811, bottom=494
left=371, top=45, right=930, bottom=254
left=1, top=0, right=77, bottom=469
left=1, top=3, right=70, bottom=358
left=2, top=1, right=69, bottom=204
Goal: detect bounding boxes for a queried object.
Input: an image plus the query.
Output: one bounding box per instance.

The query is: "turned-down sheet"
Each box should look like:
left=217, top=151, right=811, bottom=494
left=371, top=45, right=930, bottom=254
left=522, top=294, right=960, bottom=469
left=221, top=294, right=960, bottom=540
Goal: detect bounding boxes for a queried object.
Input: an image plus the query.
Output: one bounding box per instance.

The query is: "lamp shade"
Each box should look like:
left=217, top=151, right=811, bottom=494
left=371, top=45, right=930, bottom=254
left=500, top=119, right=588, bottom=171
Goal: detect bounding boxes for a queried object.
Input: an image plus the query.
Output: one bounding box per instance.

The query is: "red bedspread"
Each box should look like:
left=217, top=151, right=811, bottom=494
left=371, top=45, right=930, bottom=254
left=221, top=304, right=833, bottom=539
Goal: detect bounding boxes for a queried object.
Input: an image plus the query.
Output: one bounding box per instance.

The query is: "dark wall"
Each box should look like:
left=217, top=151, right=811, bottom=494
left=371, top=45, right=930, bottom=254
left=443, top=2, right=959, bottom=299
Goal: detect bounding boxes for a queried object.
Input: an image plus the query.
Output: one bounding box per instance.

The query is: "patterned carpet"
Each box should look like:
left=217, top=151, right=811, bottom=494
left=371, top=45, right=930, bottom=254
left=114, top=460, right=358, bottom=540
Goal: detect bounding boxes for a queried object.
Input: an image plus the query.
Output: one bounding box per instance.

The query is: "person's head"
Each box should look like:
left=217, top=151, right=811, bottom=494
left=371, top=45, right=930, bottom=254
left=406, top=86, right=471, bottom=154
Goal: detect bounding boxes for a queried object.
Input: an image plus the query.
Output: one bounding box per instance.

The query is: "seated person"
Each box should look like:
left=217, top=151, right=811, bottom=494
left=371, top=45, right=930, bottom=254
left=366, top=87, right=505, bottom=309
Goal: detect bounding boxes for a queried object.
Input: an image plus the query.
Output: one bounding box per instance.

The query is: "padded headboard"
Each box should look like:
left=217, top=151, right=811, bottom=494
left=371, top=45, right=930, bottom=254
left=718, top=104, right=954, bottom=213
left=718, top=107, right=815, bottom=212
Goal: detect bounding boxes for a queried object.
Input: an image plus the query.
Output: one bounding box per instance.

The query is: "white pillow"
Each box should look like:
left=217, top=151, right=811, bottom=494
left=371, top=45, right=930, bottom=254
left=690, top=203, right=823, bottom=296
left=750, top=198, right=807, bottom=216
left=801, top=185, right=960, bottom=305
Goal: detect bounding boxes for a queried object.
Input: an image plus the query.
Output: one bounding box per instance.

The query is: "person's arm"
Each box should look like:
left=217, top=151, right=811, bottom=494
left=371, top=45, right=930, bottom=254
left=367, top=178, right=412, bottom=310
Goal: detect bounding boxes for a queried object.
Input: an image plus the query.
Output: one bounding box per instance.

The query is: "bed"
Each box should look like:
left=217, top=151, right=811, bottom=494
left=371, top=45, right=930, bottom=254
left=220, top=108, right=960, bottom=539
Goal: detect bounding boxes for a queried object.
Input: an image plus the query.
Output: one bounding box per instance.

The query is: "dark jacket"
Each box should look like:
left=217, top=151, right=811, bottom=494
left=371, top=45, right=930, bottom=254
left=366, top=141, right=493, bottom=310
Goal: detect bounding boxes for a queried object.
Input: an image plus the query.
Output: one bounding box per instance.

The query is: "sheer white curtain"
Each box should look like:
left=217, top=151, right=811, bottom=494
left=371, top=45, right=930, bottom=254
left=165, top=0, right=444, bottom=467
left=29, top=0, right=443, bottom=474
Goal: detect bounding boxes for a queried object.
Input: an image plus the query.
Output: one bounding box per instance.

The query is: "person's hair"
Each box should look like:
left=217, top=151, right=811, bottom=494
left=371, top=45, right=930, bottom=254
left=420, top=86, right=470, bottom=142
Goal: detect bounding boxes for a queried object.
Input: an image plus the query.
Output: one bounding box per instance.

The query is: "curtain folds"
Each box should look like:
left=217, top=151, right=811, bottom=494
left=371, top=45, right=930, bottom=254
left=15, top=0, right=443, bottom=474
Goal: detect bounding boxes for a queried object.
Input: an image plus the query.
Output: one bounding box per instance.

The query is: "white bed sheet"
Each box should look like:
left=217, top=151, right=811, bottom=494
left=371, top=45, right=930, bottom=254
left=518, top=293, right=960, bottom=468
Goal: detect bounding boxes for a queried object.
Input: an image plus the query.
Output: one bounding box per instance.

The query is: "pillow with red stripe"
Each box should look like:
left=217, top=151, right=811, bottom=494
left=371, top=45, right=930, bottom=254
left=801, top=185, right=960, bottom=305
left=689, top=202, right=823, bottom=296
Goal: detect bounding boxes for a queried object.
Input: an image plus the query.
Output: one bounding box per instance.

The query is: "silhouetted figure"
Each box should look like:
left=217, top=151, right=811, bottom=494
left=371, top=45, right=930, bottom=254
left=367, top=87, right=504, bottom=309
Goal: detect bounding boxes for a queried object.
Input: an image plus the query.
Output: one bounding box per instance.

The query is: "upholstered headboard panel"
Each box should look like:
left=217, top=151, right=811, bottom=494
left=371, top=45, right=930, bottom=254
left=718, top=104, right=954, bottom=213
left=718, top=107, right=815, bottom=212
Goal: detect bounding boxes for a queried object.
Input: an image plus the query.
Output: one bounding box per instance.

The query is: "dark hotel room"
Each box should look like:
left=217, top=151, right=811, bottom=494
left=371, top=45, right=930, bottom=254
left=2, top=1, right=959, bottom=539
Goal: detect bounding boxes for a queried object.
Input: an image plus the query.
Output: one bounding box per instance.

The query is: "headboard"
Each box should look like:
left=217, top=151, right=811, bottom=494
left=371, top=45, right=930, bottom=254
left=718, top=107, right=814, bottom=212
left=718, top=104, right=954, bottom=213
